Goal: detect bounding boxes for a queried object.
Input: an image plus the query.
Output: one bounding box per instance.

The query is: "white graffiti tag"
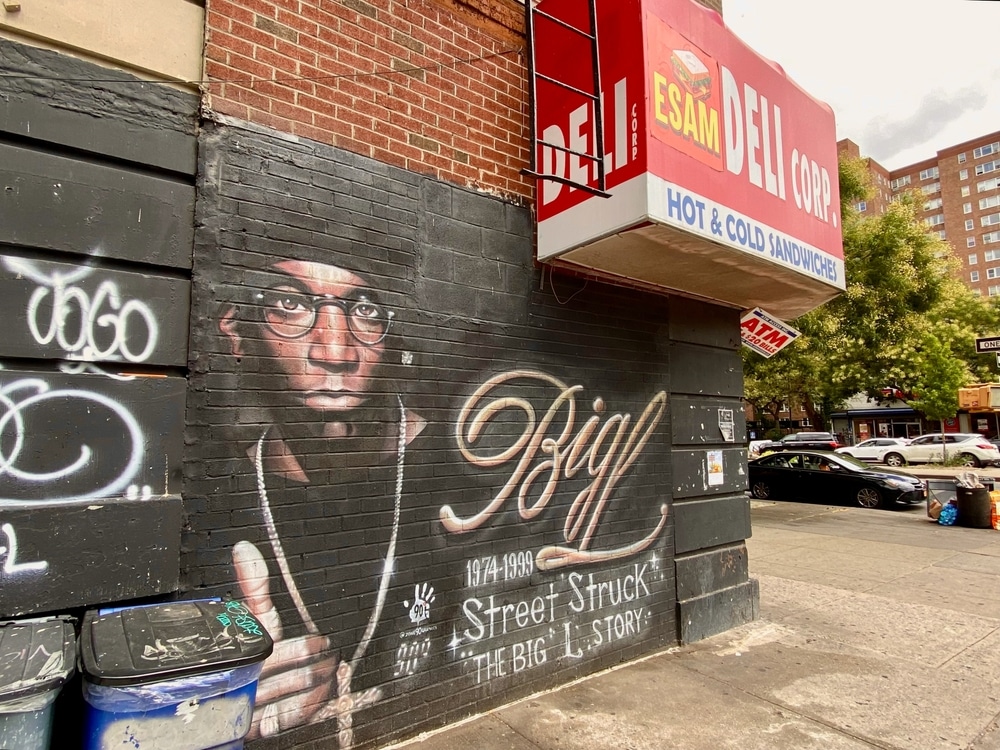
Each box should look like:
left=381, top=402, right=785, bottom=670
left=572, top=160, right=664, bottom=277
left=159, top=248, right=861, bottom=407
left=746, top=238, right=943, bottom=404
left=0, top=523, right=48, bottom=575
left=0, top=378, right=144, bottom=502
left=4, top=256, right=159, bottom=363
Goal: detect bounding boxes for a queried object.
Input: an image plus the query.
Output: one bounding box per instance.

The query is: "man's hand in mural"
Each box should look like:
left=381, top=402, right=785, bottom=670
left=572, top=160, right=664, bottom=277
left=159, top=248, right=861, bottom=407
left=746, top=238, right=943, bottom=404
left=233, top=541, right=338, bottom=738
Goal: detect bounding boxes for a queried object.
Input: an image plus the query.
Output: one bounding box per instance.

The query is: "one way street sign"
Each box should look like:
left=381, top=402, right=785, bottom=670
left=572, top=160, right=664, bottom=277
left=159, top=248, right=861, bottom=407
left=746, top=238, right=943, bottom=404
left=975, top=336, right=1000, bottom=353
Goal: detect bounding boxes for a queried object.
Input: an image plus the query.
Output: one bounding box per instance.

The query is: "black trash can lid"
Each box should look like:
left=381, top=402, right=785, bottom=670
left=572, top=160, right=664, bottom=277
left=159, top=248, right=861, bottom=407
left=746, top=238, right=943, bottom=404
left=0, top=616, right=77, bottom=701
left=80, top=600, right=273, bottom=687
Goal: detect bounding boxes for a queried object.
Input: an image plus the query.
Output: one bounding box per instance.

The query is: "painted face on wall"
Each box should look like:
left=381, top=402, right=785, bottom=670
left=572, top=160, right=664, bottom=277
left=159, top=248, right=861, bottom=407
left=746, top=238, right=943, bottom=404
left=221, top=259, right=392, bottom=418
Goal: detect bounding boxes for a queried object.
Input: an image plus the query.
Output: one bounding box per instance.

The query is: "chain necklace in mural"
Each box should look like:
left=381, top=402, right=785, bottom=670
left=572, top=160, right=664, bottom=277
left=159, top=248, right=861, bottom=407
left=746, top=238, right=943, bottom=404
left=253, top=395, right=407, bottom=748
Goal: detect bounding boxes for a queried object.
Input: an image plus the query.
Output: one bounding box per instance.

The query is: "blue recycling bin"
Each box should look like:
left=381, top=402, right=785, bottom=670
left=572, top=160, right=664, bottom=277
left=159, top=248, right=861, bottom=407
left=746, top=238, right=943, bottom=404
left=79, top=599, right=273, bottom=750
left=0, top=616, right=76, bottom=750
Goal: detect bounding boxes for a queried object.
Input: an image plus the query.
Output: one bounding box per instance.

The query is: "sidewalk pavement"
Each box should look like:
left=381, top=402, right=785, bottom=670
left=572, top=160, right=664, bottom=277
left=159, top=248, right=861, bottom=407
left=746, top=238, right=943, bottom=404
left=390, top=499, right=1000, bottom=750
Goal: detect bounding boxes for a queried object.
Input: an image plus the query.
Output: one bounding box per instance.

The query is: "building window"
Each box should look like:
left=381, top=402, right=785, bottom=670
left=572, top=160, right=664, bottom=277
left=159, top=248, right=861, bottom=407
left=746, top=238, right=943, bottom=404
left=935, top=230, right=946, bottom=240
left=978, top=177, right=1000, bottom=193
left=968, top=237, right=977, bottom=248
left=964, top=202, right=973, bottom=213
left=919, top=167, right=939, bottom=180
left=976, top=159, right=1000, bottom=177
left=926, top=214, right=944, bottom=226
left=921, top=182, right=941, bottom=194
left=963, top=186, right=972, bottom=197
left=974, top=142, right=1000, bottom=159
left=959, top=153, right=968, bottom=164
left=984, top=232, right=1000, bottom=245
left=989, top=286, right=1000, bottom=297
left=970, top=253, right=979, bottom=264
left=973, top=289, right=983, bottom=296
left=960, top=169, right=969, bottom=181
left=966, top=219, right=975, bottom=231
left=925, top=198, right=943, bottom=211
left=981, top=195, right=1000, bottom=211
left=971, top=270, right=980, bottom=282
left=988, top=267, right=1000, bottom=280
left=855, top=200, right=867, bottom=212
left=890, top=175, right=911, bottom=190
left=982, top=212, right=1000, bottom=227
left=986, top=250, right=1000, bottom=262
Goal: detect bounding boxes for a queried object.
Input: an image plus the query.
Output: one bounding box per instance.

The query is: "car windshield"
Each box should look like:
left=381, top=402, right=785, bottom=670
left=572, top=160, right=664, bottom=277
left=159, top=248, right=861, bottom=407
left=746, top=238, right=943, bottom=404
left=828, top=453, right=868, bottom=471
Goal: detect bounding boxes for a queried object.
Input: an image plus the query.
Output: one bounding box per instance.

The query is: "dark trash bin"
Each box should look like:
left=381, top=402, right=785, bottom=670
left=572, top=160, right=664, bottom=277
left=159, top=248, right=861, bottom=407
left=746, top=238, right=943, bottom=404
left=0, top=616, right=76, bottom=750
left=79, top=599, right=273, bottom=750
left=956, top=487, right=993, bottom=528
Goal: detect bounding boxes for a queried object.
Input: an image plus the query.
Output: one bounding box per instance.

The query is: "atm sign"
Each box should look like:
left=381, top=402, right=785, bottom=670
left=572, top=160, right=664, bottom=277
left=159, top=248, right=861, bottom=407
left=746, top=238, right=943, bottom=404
left=740, top=307, right=800, bottom=358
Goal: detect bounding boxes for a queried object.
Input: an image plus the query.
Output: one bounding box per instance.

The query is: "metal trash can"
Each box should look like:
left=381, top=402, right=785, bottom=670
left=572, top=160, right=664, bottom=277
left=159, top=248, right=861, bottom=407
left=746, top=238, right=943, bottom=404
left=926, top=479, right=957, bottom=518
left=0, top=616, right=76, bottom=750
left=80, top=599, right=273, bottom=750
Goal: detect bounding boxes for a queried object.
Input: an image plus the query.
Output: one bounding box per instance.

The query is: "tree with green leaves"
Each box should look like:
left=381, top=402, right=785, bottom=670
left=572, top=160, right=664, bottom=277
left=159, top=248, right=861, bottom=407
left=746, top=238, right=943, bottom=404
left=743, top=155, right=1000, bottom=435
left=903, top=332, right=968, bottom=460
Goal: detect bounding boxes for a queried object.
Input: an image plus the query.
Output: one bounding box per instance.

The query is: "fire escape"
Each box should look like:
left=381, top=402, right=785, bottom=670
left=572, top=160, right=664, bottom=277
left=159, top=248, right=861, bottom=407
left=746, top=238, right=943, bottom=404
left=521, top=0, right=610, bottom=198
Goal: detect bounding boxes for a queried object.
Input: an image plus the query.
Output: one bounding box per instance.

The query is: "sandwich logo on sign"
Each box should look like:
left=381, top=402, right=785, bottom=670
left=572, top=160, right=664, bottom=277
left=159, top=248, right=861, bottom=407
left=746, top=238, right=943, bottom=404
left=740, top=308, right=800, bottom=358
left=649, top=19, right=723, bottom=171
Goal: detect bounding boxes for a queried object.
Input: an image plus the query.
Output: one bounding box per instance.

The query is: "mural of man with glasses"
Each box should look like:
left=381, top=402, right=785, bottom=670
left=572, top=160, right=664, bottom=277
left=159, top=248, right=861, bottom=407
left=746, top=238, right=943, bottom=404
left=217, top=257, right=426, bottom=745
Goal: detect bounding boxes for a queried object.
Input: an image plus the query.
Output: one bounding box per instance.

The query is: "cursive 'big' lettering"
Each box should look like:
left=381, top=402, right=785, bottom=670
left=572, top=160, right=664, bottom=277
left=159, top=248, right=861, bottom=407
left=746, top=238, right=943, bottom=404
left=440, top=371, right=668, bottom=570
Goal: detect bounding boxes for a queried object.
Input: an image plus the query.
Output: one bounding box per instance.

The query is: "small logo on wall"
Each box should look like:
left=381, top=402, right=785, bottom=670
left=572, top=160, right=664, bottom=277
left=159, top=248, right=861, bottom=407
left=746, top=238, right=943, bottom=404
left=405, top=583, right=436, bottom=625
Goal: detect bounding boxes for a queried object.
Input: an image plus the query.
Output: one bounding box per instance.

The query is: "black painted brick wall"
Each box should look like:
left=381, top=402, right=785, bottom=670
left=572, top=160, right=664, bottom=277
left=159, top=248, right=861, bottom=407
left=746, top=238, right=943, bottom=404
left=0, top=39, right=196, bottom=621
left=667, top=298, right=757, bottom=643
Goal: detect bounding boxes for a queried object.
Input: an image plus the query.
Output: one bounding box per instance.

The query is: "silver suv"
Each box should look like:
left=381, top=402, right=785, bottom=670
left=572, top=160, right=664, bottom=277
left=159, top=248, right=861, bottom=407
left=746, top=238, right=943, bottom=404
left=883, top=433, right=1000, bottom=468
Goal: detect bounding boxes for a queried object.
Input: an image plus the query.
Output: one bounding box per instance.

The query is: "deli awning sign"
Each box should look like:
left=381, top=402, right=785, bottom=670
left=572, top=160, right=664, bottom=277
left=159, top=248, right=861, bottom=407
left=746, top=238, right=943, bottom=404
left=741, top=308, right=800, bottom=358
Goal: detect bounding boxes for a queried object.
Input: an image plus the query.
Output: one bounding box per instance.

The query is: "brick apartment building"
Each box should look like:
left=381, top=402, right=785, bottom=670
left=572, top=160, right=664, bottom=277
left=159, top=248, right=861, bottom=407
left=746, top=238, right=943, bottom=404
left=840, top=131, right=1000, bottom=296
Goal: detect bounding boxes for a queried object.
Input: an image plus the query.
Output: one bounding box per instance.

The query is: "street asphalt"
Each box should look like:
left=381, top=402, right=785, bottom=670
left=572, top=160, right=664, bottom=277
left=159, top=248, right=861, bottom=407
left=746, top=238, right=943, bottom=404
left=389, top=485, right=1000, bottom=750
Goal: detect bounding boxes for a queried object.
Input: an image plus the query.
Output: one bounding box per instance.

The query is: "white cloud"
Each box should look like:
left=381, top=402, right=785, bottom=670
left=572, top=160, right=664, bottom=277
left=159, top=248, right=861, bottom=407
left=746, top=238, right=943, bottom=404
left=723, top=0, right=1000, bottom=170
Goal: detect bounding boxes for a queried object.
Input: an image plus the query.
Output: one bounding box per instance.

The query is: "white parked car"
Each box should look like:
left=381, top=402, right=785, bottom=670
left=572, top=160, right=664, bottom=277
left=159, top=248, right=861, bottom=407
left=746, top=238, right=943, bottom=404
left=882, top=433, right=1000, bottom=468
left=835, top=437, right=911, bottom=463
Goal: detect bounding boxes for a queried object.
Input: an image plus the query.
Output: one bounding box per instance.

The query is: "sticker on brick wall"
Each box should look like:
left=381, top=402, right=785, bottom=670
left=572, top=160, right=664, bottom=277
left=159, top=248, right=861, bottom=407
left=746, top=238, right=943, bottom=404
left=718, top=407, right=735, bottom=442
left=707, top=449, right=724, bottom=486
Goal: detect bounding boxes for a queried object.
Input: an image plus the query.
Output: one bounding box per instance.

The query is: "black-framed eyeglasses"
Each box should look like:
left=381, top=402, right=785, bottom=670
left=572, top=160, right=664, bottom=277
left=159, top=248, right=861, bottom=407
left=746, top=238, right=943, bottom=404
left=254, top=289, right=393, bottom=346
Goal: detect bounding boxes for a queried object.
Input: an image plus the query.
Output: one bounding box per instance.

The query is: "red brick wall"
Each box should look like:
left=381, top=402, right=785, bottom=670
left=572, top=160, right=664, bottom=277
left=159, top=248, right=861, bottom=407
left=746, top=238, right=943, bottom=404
left=204, top=0, right=533, bottom=201
left=204, top=0, right=724, bottom=202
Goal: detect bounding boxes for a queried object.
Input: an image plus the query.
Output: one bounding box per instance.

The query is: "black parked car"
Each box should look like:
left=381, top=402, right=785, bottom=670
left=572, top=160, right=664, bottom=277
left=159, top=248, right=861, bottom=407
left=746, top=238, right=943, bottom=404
left=748, top=450, right=926, bottom=509
left=762, top=432, right=841, bottom=452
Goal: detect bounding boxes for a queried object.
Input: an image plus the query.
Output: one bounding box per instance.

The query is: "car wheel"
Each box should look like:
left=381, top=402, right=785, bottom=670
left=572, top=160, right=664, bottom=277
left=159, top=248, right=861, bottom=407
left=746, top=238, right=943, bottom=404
left=884, top=452, right=905, bottom=467
left=958, top=453, right=980, bottom=468
left=856, top=487, right=881, bottom=509
left=751, top=481, right=771, bottom=499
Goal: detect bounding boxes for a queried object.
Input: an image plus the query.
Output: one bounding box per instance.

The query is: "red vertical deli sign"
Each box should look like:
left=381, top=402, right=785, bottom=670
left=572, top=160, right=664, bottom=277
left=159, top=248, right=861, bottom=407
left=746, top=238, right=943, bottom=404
left=533, top=0, right=647, bottom=220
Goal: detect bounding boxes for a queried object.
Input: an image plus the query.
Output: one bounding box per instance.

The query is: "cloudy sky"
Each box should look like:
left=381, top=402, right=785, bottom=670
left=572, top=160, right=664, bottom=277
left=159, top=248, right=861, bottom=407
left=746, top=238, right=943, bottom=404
left=723, top=0, right=1000, bottom=171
